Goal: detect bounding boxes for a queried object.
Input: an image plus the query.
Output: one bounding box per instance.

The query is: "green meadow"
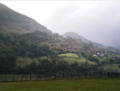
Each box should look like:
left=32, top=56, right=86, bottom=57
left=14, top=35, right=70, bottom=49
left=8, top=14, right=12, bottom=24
left=0, top=79, right=120, bottom=91
left=59, top=53, right=96, bottom=65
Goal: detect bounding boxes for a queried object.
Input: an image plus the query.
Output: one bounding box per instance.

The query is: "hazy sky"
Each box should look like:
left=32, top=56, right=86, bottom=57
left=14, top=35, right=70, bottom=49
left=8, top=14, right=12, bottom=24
left=1, top=0, right=120, bottom=47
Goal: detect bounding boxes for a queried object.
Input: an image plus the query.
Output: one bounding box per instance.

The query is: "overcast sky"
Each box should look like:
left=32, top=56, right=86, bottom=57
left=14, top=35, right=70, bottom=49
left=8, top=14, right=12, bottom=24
left=1, top=0, right=120, bottom=47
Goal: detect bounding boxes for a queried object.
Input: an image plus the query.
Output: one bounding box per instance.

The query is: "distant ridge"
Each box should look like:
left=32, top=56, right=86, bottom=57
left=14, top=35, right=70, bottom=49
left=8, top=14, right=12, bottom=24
left=63, top=32, right=90, bottom=43
left=0, top=3, right=119, bottom=54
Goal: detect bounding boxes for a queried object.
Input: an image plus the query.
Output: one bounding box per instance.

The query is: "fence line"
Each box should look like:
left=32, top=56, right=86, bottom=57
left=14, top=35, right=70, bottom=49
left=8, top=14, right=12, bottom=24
left=0, top=72, right=120, bottom=82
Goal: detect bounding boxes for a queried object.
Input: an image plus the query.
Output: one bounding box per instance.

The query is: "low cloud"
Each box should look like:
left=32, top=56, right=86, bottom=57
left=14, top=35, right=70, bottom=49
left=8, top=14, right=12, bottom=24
left=1, top=1, right=120, bottom=47
left=45, top=1, right=120, bottom=47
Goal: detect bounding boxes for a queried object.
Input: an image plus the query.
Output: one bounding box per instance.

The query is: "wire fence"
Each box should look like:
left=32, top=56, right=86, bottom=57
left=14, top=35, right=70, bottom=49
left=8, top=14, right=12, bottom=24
left=0, top=72, right=120, bottom=82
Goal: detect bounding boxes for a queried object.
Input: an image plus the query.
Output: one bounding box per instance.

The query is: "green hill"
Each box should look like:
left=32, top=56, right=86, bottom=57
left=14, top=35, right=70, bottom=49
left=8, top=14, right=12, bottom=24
left=0, top=3, right=120, bottom=76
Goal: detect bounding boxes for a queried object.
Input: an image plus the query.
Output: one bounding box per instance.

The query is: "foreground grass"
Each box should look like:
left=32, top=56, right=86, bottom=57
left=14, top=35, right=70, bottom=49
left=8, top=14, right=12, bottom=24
left=0, top=79, right=120, bottom=91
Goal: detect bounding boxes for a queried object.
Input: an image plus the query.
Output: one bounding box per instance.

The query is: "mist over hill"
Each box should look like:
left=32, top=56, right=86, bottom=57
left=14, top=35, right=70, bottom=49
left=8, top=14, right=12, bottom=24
left=0, top=3, right=119, bottom=53
left=0, top=3, right=51, bottom=34
left=0, top=3, right=120, bottom=77
left=63, top=32, right=90, bottom=43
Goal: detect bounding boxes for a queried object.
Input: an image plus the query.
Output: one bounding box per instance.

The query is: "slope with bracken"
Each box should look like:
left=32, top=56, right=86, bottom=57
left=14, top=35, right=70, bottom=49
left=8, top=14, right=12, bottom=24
left=0, top=3, right=119, bottom=57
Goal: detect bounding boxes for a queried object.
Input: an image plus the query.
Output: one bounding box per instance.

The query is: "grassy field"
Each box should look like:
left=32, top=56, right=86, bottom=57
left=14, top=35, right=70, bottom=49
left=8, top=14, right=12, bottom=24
left=59, top=53, right=79, bottom=58
left=59, top=53, right=96, bottom=65
left=0, top=79, right=120, bottom=91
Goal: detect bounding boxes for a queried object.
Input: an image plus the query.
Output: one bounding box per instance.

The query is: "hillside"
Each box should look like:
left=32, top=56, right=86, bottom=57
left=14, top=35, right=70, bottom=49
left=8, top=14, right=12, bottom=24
left=0, top=3, right=120, bottom=76
left=0, top=3, right=51, bottom=34
left=0, top=3, right=116, bottom=54
left=0, top=3, right=119, bottom=57
left=63, top=32, right=90, bottom=43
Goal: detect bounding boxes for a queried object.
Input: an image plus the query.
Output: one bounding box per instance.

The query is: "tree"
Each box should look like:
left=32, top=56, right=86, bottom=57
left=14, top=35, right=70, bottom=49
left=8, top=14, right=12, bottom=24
left=0, top=45, right=16, bottom=74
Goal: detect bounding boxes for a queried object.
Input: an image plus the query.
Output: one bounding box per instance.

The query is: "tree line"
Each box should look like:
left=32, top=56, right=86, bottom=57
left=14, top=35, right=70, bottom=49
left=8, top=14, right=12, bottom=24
left=0, top=32, right=120, bottom=79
